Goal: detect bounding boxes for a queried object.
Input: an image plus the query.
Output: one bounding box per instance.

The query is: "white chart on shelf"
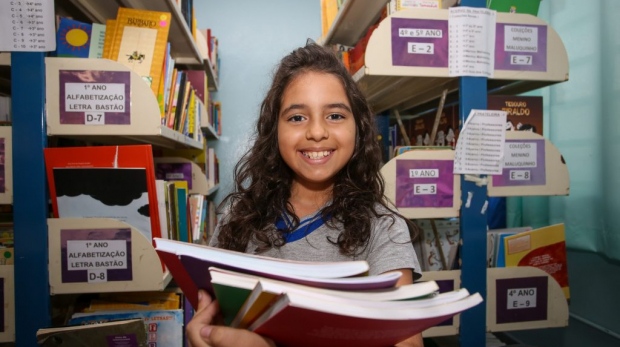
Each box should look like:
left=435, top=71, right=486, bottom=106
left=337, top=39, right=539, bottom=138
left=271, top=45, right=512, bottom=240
left=448, top=7, right=497, bottom=77
left=0, top=0, right=56, bottom=52
left=454, top=109, right=507, bottom=175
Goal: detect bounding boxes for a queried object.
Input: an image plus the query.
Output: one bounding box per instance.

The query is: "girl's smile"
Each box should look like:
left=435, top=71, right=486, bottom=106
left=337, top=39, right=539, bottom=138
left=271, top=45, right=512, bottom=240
left=278, top=71, right=356, bottom=191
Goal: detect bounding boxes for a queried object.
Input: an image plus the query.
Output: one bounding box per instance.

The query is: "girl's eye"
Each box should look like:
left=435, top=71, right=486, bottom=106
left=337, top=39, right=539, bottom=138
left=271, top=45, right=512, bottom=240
left=327, top=113, right=345, bottom=120
left=288, top=115, right=305, bottom=122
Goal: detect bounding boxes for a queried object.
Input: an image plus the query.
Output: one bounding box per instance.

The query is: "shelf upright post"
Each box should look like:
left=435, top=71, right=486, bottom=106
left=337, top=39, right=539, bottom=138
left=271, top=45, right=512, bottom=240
left=457, top=0, right=489, bottom=346
left=11, top=52, right=51, bottom=346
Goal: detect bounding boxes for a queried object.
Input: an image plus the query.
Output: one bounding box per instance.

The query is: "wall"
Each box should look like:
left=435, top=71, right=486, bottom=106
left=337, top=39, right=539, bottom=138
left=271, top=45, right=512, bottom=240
left=194, top=0, right=321, bottom=206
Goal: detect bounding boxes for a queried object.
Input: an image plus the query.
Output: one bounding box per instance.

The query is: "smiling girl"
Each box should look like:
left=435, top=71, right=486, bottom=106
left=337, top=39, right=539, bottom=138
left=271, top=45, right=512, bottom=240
left=186, top=44, right=424, bottom=347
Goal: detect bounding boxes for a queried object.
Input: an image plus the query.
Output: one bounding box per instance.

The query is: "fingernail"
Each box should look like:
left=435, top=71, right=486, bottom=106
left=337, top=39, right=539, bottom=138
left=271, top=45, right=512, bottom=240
left=198, top=290, right=204, bottom=301
left=200, top=326, right=212, bottom=338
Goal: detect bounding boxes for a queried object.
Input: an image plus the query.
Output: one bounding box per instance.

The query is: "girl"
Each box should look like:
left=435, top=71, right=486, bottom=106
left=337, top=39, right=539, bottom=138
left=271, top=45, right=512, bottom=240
left=187, top=44, right=424, bottom=347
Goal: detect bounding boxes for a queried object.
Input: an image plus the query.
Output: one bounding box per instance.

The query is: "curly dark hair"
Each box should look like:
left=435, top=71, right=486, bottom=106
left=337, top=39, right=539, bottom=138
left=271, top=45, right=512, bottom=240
left=216, top=43, right=418, bottom=256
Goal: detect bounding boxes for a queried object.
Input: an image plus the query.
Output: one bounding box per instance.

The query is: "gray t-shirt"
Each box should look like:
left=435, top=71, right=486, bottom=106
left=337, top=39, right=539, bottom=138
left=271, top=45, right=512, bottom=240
left=209, top=205, right=421, bottom=278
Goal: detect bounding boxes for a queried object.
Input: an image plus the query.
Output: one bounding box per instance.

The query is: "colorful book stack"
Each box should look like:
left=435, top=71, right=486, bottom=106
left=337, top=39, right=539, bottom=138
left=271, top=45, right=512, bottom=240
left=155, top=239, right=482, bottom=347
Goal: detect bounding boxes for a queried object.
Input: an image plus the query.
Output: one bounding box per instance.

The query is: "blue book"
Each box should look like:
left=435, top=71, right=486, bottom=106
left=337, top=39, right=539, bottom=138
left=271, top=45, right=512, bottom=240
left=176, top=185, right=189, bottom=243
left=56, top=17, right=92, bottom=58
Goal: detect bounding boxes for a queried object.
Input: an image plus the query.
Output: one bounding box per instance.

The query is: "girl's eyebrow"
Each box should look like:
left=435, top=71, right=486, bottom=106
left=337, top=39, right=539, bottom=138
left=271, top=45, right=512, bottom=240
left=281, top=103, right=307, bottom=115
left=325, top=103, right=352, bottom=113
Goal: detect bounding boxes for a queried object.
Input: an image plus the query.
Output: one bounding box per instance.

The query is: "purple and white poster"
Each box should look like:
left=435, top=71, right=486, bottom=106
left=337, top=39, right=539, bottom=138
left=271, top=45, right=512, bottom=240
left=493, top=139, right=546, bottom=187
left=495, top=24, right=547, bottom=72
left=392, top=18, right=449, bottom=68
left=496, top=276, right=548, bottom=324
left=59, top=70, right=131, bottom=125
left=61, top=228, right=133, bottom=283
left=155, top=163, right=193, bottom=189
left=396, top=160, right=454, bottom=208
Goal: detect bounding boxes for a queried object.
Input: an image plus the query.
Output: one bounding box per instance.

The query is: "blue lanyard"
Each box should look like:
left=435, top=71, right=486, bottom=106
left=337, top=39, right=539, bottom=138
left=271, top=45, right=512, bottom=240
left=275, top=210, right=332, bottom=243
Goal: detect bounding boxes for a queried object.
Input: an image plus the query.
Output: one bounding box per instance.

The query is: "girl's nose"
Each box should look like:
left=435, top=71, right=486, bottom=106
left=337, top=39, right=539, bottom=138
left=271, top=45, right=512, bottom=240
left=306, top=118, right=329, bottom=141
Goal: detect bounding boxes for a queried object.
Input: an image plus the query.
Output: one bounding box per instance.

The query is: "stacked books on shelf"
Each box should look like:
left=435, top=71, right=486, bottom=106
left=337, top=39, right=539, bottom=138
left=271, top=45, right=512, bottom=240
left=154, top=239, right=482, bottom=347
left=43, top=145, right=218, bottom=246
left=53, top=7, right=210, bottom=143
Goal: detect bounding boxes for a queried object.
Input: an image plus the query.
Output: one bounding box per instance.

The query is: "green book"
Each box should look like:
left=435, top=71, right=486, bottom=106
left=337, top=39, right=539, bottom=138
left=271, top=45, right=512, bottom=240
left=488, top=0, right=541, bottom=16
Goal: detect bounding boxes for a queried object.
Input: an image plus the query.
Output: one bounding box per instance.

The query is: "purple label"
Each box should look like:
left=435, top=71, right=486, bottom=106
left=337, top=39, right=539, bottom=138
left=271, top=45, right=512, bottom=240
left=492, top=139, right=546, bottom=187
left=495, top=24, right=547, bottom=72
left=61, top=228, right=133, bottom=283
left=0, top=278, right=4, bottom=332
left=0, top=138, right=5, bottom=194
left=106, top=334, right=138, bottom=347
left=155, top=163, right=193, bottom=189
left=392, top=18, right=449, bottom=68
left=396, top=160, right=454, bottom=208
left=496, top=276, right=548, bottom=324
left=59, top=70, right=131, bottom=124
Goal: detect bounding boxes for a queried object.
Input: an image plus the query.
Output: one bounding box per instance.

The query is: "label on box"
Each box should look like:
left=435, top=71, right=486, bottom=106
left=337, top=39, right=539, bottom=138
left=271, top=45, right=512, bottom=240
left=496, top=277, right=547, bottom=324
left=493, top=139, right=546, bottom=187
left=61, top=228, right=132, bottom=283
left=392, top=18, right=449, bottom=67
left=496, top=24, right=547, bottom=72
left=507, top=287, right=537, bottom=309
left=396, top=159, right=454, bottom=208
left=59, top=70, right=131, bottom=125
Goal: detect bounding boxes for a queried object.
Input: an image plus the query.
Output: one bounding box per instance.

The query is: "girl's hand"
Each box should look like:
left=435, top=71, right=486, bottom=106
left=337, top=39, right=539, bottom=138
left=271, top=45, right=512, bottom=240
left=186, top=290, right=277, bottom=347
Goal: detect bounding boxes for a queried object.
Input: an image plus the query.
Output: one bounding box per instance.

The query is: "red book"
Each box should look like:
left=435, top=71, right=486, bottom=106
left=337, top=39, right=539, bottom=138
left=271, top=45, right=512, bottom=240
left=44, top=145, right=162, bottom=244
left=250, top=291, right=482, bottom=347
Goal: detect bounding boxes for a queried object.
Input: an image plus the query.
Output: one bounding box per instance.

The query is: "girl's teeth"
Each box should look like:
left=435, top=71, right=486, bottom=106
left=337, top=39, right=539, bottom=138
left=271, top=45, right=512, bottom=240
left=304, top=151, right=330, bottom=159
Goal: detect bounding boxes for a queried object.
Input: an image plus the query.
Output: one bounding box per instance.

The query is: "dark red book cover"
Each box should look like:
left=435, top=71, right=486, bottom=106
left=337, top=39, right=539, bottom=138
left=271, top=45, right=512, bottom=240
left=44, top=145, right=162, bottom=243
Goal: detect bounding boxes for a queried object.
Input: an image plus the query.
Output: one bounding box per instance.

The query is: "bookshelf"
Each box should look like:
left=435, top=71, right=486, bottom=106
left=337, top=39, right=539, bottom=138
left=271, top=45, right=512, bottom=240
left=10, top=1, right=223, bottom=344
left=356, top=9, right=569, bottom=114
left=0, top=265, right=15, bottom=342
left=47, top=218, right=172, bottom=295
left=45, top=58, right=203, bottom=150
left=0, top=127, right=12, bottom=205
left=324, top=1, right=571, bottom=345
left=67, top=0, right=202, bottom=67
left=207, top=184, right=219, bottom=197
left=319, top=0, right=391, bottom=46
left=205, top=56, right=220, bottom=92
left=0, top=53, right=9, bottom=96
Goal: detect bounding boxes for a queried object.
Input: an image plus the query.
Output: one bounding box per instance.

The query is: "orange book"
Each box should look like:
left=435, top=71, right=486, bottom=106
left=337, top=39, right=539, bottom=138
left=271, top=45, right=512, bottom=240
left=325, top=0, right=339, bottom=32
left=321, top=0, right=328, bottom=37
left=101, top=19, right=117, bottom=59
left=112, top=8, right=171, bottom=95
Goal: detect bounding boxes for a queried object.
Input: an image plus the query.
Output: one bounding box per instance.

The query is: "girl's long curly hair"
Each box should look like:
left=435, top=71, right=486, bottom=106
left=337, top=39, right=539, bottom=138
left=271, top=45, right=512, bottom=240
left=216, top=43, right=418, bottom=256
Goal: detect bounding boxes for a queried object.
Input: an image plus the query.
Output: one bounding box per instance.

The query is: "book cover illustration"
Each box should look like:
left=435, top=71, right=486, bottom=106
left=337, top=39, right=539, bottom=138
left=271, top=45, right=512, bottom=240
left=417, top=219, right=460, bottom=271
left=488, top=95, right=543, bottom=136
left=113, top=8, right=171, bottom=95
left=69, top=310, right=183, bottom=347
left=60, top=228, right=133, bottom=283
left=53, top=168, right=152, bottom=240
left=59, top=70, right=131, bottom=125
left=37, top=319, right=147, bottom=347
left=56, top=17, right=92, bottom=58
left=505, top=223, right=569, bottom=299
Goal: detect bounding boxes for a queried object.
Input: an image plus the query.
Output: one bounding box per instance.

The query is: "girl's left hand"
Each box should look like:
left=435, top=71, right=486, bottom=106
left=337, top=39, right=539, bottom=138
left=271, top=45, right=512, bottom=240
left=186, top=290, right=277, bottom=347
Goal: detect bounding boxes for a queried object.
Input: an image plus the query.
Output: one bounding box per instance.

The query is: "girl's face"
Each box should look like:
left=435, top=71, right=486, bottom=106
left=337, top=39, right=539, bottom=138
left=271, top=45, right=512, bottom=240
left=277, top=71, right=356, bottom=190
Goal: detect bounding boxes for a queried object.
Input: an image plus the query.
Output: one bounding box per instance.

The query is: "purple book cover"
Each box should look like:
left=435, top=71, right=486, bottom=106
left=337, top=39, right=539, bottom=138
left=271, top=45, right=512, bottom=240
left=435, top=279, right=455, bottom=326
left=155, top=163, right=193, bottom=189
left=492, top=139, right=546, bottom=187
left=186, top=70, right=206, bottom=105
left=392, top=18, right=449, bottom=68
left=180, top=255, right=399, bottom=297
left=61, top=228, right=133, bottom=283
left=0, top=278, right=4, bottom=332
left=0, top=138, right=4, bottom=193
left=396, top=159, right=454, bottom=208
left=59, top=70, right=131, bottom=124
left=495, top=24, right=547, bottom=72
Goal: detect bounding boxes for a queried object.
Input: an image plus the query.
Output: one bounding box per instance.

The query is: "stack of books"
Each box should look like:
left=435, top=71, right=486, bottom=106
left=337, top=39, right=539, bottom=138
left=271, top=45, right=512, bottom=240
left=155, top=239, right=482, bottom=347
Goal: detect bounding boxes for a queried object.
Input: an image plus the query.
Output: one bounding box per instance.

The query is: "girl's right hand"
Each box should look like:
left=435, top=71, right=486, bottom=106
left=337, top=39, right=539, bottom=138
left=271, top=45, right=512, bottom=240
left=186, top=290, right=277, bottom=347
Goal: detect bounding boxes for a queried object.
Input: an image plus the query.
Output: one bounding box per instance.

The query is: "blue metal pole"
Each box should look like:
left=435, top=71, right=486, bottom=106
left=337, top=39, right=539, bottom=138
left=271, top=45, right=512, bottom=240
left=458, top=1, right=489, bottom=346
left=12, top=52, right=50, bottom=346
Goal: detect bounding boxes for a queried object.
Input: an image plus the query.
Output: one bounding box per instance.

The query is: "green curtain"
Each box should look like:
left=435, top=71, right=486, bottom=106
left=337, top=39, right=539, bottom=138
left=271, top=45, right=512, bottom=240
left=506, top=0, right=620, bottom=261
